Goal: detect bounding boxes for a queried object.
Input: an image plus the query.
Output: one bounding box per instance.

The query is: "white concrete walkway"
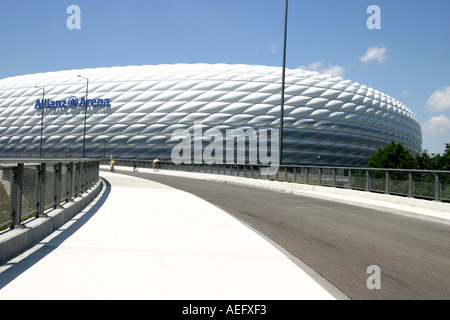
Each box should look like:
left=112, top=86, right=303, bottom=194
left=0, top=171, right=338, bottom=300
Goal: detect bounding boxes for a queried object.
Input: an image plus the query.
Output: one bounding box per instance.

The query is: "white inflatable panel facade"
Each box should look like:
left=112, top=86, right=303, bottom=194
left=0, top=64, right=422, bottom=166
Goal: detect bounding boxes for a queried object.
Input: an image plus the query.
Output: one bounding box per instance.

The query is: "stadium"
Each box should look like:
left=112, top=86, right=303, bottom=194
left=0, top=63, right=422, bottom=166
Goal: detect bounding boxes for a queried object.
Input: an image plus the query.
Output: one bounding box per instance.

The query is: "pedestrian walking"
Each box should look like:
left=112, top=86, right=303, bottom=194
left=152, top=158, right=160, bottom=172
left=109, top=157, right=116, bottom=172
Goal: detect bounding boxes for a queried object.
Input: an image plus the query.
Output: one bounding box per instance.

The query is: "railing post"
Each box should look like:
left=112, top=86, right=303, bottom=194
left=305, top=167, right=309, bottom=184
left=318, top=168, right=322, bottom=186
left=385, top=171, right=390, bottom=194
left=90, top=161, right=93, bottom=188
left=11, top=163, right=24, bottom=228
left=83, top=162, right=88, bottom=193
left=37, top=163, right=47, bottom=217
left=68, top=162, right=74, bottom=202
left=85, top=162, right=89, bottom=192
left=88, top=161, right=93, bottom=189
left=95, top=161, right=100, bottom=181
left=408, top=172, right=414, bottom=198
left=365, top=170, right=370, bottom=191
left=332, top=168, right=336, bottom=187
left=435, top=173, right=441, bottom=201
left=54, top=162, right=62, bottom=208
left=348, top=169, right=353, bottom=189
left=75, top=162, right=81, bottom=197
left=78, top=162, right=83, bottom=195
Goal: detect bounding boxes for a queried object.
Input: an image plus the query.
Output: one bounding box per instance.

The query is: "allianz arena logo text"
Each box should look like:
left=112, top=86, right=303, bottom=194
left=171, top=121, right=279, bottom=175
left=34, top=96, right=111, bottom=109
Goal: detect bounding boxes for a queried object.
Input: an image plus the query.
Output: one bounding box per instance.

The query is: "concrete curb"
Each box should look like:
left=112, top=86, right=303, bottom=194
left=0, top=180, right=103, bottom=264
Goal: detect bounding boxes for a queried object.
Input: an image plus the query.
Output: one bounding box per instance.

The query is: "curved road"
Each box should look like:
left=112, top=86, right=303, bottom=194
left=116, top=169, right=450, bottom=300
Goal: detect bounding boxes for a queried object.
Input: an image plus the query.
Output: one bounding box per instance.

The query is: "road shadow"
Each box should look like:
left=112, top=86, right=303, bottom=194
left=0, top=178, right=111, bottom=290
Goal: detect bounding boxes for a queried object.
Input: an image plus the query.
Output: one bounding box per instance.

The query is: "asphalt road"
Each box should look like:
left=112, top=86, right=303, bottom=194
left=115, top=169, right=450, bottom=300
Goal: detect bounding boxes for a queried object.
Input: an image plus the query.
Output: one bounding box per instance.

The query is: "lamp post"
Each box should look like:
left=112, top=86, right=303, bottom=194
left=35, top=86, right=45, bottom=157
left=103, top=138, right=109, bottom=158
left=279, top=0, right=288, bottom=166
left=78, top=75, right=89, bottom=158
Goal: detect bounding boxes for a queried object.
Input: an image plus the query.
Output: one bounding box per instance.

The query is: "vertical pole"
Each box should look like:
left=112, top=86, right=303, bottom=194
left=408, top=172, right=413, bottom=197
left=332, top=168, right=336, bottom=187
left=55, top=162, right=62, bottom=208
left=83, top=162, right=88, bottom=193
left=348, top=169, right=353, bottom=189
left=86, top=162, right=91, bottom=189
left=74, top=162, right=80, bottom=197
left=38, top=163, right=46, bottom=217
left=83, top=80, right=88, bottom=158
left=435, top=173, right=441, bottom=201
left=385, top=171, right=390, bottom=194
left=40, top=89, right=44, bottom=157
left=68, top=162, right=74, bottom=202
left=366, top=170, right=370, bottom=191
left=78, top=75, right=89, bottom=158
left=12, top=163, right=24, bottom=228
left=35, top=86, right=45, bottom=157
left=279, top=0, right=288, bottom=167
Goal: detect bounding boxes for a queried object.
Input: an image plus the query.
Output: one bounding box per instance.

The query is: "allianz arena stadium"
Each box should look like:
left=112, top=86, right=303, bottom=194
left=0, top=64, right=422, bottom=166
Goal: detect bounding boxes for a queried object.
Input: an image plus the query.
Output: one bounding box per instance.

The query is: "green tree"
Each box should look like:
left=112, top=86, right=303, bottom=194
left=415, top=142, right=450, bottom=170
left=368, top=141, right=417, bottom=169
left=438, top=142, right=450, bottom=170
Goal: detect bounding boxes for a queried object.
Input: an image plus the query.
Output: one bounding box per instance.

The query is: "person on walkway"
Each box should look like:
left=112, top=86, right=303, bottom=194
left=152, top=158, right=160, bottom=172
left=109, top=157, right=116, bottom=172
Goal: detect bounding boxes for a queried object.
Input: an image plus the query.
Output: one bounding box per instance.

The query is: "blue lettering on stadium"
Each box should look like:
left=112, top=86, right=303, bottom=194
left=35, top=97, right=111, bottom=109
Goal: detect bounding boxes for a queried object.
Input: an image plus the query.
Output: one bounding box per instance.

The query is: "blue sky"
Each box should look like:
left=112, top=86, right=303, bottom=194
left=1, top=0, right=449, bottom=154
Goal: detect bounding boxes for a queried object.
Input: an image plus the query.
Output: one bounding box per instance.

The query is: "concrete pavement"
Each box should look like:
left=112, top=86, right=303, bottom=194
left=0, top=170, right=340, bottom=300
left=131, top=168, right=450, bottom=299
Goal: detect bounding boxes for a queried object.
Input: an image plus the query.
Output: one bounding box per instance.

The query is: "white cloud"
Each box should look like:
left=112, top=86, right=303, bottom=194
left=297, top=61, right=345, bottom=78
left=421, top=115, right=450, bottom=154
left=401, top=89, right=412, bottom=98
left=422, top=115, right=450, bottom=134
left=269, top=43, right=280, bottom=54
left=360, top=46, right=387, bottom=64
left=426, top=86, right=450, bottom=112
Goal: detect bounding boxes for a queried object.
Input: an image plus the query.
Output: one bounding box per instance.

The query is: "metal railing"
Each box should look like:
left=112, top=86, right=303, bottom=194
left=107, top=159, right=450, bottom=203
left=0, top=159, right=100, bottom=230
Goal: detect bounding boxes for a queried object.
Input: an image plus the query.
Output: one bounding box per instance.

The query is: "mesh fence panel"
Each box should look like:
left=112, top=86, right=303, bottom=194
left=21, top=167, right=38, bottom=218
left=44, top=165, right=55, bottom=209
left=0, top=168, right=13, bottom=228
left=441, top=173, right=450, bottom=202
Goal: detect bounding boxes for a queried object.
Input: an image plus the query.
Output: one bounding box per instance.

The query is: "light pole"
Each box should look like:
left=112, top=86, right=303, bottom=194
left=104, top=138, right=109, bottom=158
left=35, top=86, right=45, bottom=157
left=279, top=0, right=288, bottom=166
left=78, top=75, right=89, bottom=158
